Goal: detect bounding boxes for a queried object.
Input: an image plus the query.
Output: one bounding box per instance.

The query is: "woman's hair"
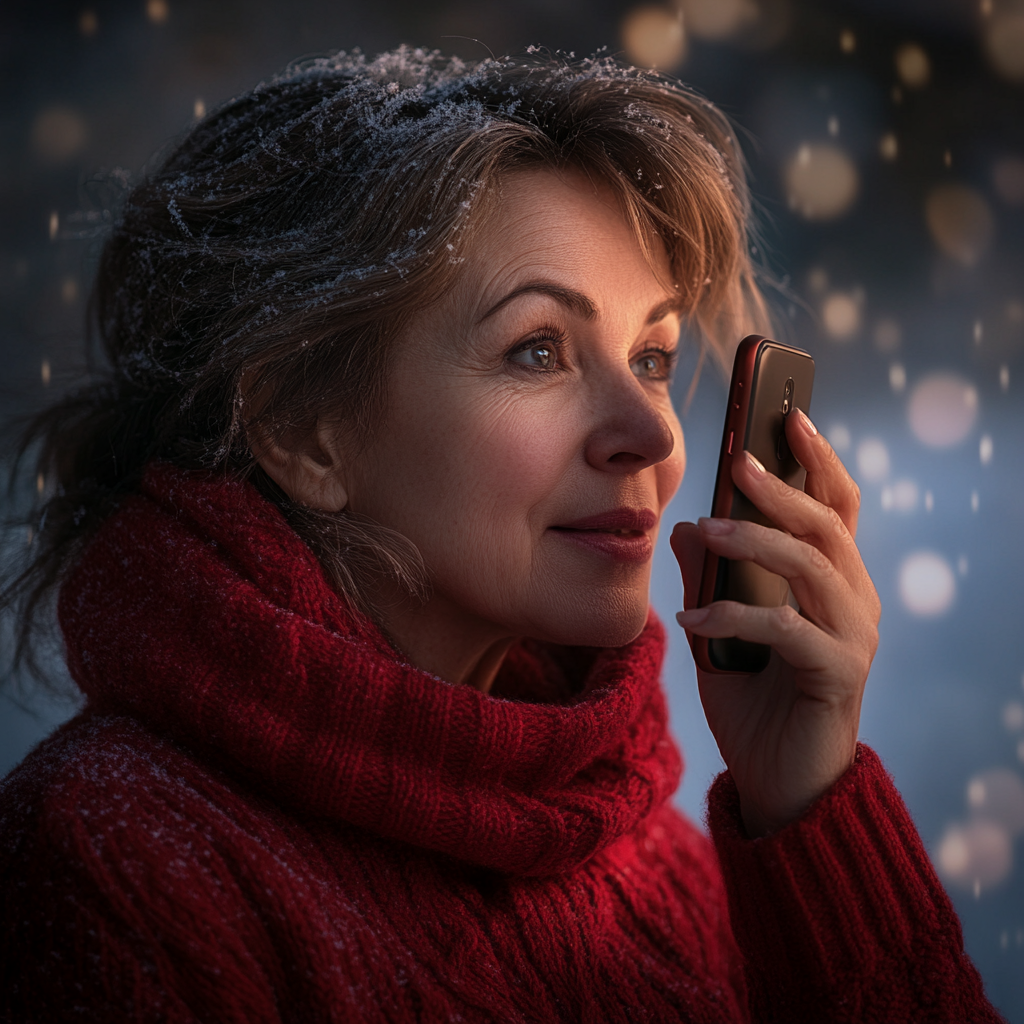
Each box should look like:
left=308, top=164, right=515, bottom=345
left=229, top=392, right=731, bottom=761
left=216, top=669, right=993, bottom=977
left=4, top=47, right=769, bottom=683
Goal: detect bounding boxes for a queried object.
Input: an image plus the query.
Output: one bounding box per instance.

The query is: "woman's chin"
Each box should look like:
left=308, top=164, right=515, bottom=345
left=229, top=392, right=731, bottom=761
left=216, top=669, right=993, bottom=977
left=528, top=593, right=651, bottom=649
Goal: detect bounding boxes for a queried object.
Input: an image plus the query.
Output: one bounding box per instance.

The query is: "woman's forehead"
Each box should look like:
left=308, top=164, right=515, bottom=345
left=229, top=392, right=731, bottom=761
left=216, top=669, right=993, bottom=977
left=455, top=169, right=678, bottom=320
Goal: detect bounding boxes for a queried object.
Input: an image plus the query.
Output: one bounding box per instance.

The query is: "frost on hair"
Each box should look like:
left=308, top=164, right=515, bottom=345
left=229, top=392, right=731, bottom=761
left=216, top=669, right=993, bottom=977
left=4, top=47, right=769, bottom=686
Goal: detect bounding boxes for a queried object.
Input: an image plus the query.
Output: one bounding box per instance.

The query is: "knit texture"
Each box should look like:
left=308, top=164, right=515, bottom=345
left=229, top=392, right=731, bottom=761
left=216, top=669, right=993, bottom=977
left=0, top=462, right=1005, bottom=1023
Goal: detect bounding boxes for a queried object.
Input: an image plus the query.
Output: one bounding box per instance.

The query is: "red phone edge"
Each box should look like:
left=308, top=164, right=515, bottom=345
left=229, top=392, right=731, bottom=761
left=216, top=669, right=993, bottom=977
left=691, top=334, right=766, bottom=674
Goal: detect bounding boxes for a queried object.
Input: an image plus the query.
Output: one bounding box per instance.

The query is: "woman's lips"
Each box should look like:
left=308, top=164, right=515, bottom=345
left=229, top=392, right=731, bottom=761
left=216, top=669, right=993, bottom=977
left=549, top=508, right=657, bottom=564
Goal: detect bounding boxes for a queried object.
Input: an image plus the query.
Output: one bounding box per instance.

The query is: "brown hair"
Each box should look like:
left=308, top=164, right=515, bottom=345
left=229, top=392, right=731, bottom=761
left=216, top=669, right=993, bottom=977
left=4, top=47, right=769, bottom=683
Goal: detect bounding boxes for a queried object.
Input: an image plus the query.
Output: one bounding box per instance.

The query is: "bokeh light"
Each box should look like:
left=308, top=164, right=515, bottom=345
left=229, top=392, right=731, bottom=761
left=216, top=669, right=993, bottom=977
left=980, top=434, right=993, bottom=465
left=839, top=28, right=855, bottom=54
left=993, top=156, right=1024, bottom=206
left=899, top=550, right=956, bottom=616
left=983, top=12, right=1024, bottom=82
left=784, top=143, right=858, bottom=220
left=678, top=0, right=757, bottom=40
left=879, top=132, right=898, bottom=161
left=881, top=478, right=918, bottom=513
left=889, top=363, right=906, bottom=392
left=907, top=372, right=978, bottom=448
left=622, top=7, right=687, bottom=69
left=967, top=769, right=1024, bottom=837
left=925, top=185, right=995, bottom=266
left=1004, top=702, right=1024, bottom=732
left=856, top=437, right=890, bottom=482
left=146, top=0, right=169, bottom=24
left=895, top=43, right=931, bottom=88
left=822, top=291, right=861, bottom=340
left=825, top=423, right=851, bottom=452
left=79, top=10, right=98, bottom=36
left=31, top=108, right=87, bottom=164
left=937, top=819, right=1013, bottom=890
left=873, top=318, right=901, bottom=352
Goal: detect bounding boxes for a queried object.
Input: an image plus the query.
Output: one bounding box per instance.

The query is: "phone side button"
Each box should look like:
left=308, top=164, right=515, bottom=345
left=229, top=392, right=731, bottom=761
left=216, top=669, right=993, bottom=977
left=727, top=430, right=734, bottom=455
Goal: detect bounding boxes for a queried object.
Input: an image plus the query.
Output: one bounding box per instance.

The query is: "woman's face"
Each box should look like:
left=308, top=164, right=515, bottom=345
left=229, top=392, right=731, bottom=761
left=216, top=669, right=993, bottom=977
left=340, top=168, right=686, bottom=658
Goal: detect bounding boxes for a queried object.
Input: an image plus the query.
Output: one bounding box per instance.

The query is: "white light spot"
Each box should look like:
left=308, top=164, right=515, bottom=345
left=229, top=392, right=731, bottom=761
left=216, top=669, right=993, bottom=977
left=983, top=12, right=1024, bottom=81
left=896, top=42, right=931, bottom=88
left=972, top=490, right=980, bottom=512
left=890, top=478, right=918, bottom=512
left=785, top=143, right=859, bottom=221
left=193, top=98, right=206, bottom=120
left=31, top=107, right=87, bottom=164
left=678, top=0, right=758, bottom=40
left=622, top=6, right=687, bottom=69
left=41, top=359, right=50, bottom=386
left=879, top=132, right=898, bottom=161
left=980, top=434, right=994, bottom=465
left=890, top=363, right=906, bottom=392
left=899, top=550, right=956, bottom=616
left=840, top=28, right=856, bottom=53
left=974, top=319, right=984, bottom=345
left=957, top=555, right=969, bottom=576
left=856, top=438, right=890, bottom=482
left=826, top=423, right=851, bottom=452
left=828, top=115, right=840, bottom=137
left=1003, top=701, right=1024, bottom=732
left=966, top=769, right=1024, bottom=836
left=1000, top=364, right=1010, bottom=391
left=807, top=266, right=829, bottom=292
left=936, top=819, right=1012, bottom=889
left=907, top=372, right=979, bottom=448
left=874, top=317, right=902, bottom=352
left=823, top=291, right=861, bottom=339
left=925, top=490, right=934, bottom=512
left=926, top=185, right=995, bottom=266
left=48, top=211, right=58, bottom=241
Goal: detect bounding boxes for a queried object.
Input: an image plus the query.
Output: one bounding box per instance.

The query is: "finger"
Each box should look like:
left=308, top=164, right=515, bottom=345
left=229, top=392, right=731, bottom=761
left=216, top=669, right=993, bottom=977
left=784, top=409, right=861, bottom=537
left=695, top=517, right=856, bottom=635
left=676, top=600, right=865, bottom=684
left=730, top=448, right=869, bottom=593
left=669, top=522, right=704, bottom=611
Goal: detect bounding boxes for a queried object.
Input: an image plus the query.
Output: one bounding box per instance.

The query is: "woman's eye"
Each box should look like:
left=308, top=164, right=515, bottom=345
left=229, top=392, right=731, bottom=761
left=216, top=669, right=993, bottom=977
left=631, top=350, right=674, bottom=381
left=509, top=343, right=559, bottom=370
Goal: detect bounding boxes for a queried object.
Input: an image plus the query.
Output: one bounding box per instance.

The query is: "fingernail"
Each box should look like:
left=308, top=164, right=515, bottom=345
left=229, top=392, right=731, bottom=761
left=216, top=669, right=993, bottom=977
left=797, top=408, right=818, bottom=436
left=698, top=516, right=735, bottom=535
left=676, top=608, right=710, bottom=627
left=745, top=451, right=766, bottom=473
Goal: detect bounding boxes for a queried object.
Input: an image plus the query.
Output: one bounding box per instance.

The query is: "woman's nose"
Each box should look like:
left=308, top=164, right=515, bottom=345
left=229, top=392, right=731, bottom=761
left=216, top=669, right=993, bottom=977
left=583, top=369, right=676, bottom=473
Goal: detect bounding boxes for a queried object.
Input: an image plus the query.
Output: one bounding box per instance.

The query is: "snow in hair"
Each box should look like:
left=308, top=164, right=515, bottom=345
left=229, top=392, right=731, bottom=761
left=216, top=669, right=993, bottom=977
left=9, top=47, right=769, bottom=663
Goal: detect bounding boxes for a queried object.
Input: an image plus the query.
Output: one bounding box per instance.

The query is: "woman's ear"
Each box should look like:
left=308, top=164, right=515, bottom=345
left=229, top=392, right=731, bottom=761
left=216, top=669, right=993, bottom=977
left=250, top=421, right=349, bottom=512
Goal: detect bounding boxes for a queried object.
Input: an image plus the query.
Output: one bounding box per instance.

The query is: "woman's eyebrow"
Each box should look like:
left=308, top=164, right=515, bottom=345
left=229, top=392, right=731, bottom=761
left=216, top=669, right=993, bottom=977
left=477, top=283, right=597, bottom=323
left=645, top=297, right=684, bottom=324
left=477, top=283, right=683, bottom=326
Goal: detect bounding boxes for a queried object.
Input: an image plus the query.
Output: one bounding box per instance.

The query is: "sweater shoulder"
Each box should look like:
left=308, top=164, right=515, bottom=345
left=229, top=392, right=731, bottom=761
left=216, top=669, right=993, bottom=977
left=2, top=712, right=247, bottom=845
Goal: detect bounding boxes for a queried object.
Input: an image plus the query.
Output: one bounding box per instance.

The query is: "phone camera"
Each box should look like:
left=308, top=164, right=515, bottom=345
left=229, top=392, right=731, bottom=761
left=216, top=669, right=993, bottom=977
left=782, top=376, right=794, bottom=415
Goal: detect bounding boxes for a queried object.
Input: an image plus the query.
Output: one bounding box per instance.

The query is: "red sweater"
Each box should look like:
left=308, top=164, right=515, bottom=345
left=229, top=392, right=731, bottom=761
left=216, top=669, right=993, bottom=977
left=0, top=463, right=1003, bottom=1023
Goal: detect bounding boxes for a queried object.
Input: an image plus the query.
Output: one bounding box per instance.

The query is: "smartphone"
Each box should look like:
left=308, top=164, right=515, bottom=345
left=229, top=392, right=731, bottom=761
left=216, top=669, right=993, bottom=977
left=693, top=334, right=815, bottom=674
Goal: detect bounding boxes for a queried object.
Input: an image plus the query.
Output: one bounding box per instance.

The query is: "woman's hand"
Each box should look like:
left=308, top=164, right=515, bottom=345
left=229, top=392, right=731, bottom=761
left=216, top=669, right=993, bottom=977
left=671, top=409, right=880, bottom=838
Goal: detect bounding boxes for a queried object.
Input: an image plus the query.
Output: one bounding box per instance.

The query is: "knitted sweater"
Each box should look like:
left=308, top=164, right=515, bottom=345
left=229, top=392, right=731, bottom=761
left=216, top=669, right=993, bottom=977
left=0, top=463, right=1003, bottom=1023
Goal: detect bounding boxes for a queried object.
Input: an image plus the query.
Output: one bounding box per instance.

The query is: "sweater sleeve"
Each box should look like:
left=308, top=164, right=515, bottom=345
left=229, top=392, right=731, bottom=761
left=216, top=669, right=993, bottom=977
left=706, top=743, right=1007, bottom=1024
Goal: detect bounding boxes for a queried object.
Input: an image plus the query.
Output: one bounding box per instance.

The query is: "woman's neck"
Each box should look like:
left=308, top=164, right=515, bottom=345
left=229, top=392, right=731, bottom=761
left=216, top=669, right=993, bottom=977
left=375, top=595, right=517, bottom=693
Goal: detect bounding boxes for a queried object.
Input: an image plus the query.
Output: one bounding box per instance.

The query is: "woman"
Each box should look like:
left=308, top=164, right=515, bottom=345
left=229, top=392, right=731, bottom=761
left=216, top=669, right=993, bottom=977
left=0, top=48, right=1003, bottom=1022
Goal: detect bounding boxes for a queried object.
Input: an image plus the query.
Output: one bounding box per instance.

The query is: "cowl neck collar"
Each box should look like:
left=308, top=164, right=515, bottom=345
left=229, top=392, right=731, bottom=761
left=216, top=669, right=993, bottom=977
left=59, top=462, right=681, bottom=876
